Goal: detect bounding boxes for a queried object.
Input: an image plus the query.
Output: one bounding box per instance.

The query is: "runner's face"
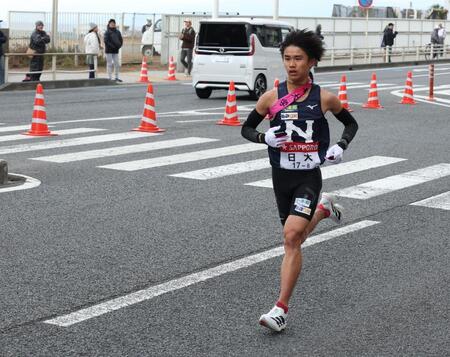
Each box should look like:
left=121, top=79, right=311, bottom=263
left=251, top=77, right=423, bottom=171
left=283, top=46, right=315, bottom=82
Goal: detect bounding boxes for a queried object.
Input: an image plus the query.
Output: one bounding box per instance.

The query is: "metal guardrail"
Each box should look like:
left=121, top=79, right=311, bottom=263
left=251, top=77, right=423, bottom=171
left=3, top=52, right=98, bottom=82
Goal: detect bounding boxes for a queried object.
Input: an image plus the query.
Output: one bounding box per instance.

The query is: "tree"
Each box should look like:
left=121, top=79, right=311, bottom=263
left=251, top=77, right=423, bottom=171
left=427, top=3, right=448, bottom=19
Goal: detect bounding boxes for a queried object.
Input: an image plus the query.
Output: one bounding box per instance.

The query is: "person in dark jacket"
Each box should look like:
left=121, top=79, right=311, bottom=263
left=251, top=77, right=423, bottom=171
left=179, top=18, right=195, bottom=76
left=24, top=21, right=50, bottom=82
left=381, top=23, right=398, bottom=63
left=0, top=20, right=7, bottom=85
left=104, top=19, right=123, bottom=82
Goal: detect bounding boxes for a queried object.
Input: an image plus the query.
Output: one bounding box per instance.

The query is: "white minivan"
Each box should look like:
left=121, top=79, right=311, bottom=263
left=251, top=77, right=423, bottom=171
left=192, top=18, right=294, bottom=99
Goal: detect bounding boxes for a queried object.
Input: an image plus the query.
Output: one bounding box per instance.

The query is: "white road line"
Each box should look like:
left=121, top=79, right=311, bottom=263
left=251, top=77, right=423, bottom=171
left=331, top=163, right=450, bottom=199
left=246, top=156, right=407, bottom=188
left=0, top=124, right=53, bottom=133
left=413, top=67, right=450, bottom=72
left=346, top=83, right=394, bottom=89
left=99, top=143, right=265, bottom=171
left=410, top=191, right=450, bottom=211
left=176, top=119, right=223, bottom=123
left=171, top=158, right=270, bottom=180
left=320, top=82, right=362, bottom=88
left=0, top=128, right=105, bottom=143
left=390, top=89, right=450, bottom=107
left=376, top=85, right=426, bottom=91
left=414, top=71, right=450, bottom=78
left=31, top=137, right=219, bottom=163
left=43, top=220, right=380, bottom=327
left=0, top=174, right=41, bottom=193
left=0, top=132, right=158, bottom=156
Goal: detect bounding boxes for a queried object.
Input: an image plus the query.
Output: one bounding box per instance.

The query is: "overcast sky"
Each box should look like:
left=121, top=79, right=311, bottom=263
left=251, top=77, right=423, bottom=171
left=1, top=0, right=448, bottom=26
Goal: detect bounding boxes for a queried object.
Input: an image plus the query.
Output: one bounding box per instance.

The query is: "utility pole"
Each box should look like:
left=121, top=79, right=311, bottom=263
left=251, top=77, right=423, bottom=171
left=51, top=0, right=58, bottom=48
left=273, top=0, right=279, bottom=20
left=212, top=0, right=219, bottom=18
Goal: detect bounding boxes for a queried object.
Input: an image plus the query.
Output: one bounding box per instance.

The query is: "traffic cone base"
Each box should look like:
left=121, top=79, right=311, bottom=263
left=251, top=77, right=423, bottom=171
left=22, top=84, right=57, bottom=137
left=217, top=81, right=241, bottom=126
left=132, top=126, right=166, bottom=133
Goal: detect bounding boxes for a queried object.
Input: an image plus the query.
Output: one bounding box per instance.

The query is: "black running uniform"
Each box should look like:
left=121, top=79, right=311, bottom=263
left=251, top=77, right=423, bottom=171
left=271, top=81, right=330, bottom=225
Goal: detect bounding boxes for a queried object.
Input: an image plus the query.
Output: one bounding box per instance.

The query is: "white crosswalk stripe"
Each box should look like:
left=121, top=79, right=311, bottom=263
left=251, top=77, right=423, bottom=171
left=0, top=132, right=158, bottom=155
left=171, top=158, right=269, bottom=180
left=410, top=191, right=450, bottom=211
left=0, top=128, right=105, bottom=143
left=98, top=143, right=265, bottom=171
left=331, top=164, right=450, bottom=199
left=31, top=137, right=219, bottom=163
left=245, top=156, right=407, bottom=188
left=0, top=124, right=54, bottom=133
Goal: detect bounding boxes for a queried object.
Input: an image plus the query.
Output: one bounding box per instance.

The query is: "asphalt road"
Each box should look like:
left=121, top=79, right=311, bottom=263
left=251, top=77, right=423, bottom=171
left=0, top=64, right=449, bottom=356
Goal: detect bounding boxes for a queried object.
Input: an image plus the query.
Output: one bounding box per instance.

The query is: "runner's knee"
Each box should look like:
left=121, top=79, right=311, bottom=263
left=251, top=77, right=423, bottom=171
left=283, top=226, right=306, bottom=250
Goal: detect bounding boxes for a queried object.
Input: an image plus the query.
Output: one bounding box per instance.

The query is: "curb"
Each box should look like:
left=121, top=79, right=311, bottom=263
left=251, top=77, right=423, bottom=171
left=0, top=78, right=119, bottom=92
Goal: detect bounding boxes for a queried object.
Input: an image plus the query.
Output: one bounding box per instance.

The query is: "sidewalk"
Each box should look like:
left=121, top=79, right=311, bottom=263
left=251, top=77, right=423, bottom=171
left=6, top=68, right=191, bottom=84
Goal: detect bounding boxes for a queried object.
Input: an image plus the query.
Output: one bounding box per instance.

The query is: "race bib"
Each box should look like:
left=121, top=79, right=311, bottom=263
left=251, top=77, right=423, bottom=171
left=280, top=141, right=320, bottom=170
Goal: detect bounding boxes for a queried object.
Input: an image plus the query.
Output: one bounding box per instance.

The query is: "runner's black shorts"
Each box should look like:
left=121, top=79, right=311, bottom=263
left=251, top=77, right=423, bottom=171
left=272, top=166, right=322, bottom=225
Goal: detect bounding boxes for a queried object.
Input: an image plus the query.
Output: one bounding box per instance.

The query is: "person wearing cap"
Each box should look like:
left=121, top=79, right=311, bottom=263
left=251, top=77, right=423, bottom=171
left=104, top=19, right=123, bottom=82
left=24, top=21, right=50, bottom=81
left=84, top=22, right=101, bottom=79
left=179, top=18, right=196, bottom=76
left=0, top=20, right=7, bottom=85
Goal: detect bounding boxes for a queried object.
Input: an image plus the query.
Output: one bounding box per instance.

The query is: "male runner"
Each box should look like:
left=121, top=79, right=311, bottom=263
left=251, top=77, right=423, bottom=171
left=241, top=29, right=358, bottom=332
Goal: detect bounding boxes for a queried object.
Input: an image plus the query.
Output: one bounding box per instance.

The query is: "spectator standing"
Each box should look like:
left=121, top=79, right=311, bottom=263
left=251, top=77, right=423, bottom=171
left=142, top=19, right=152, bottom=34
left=381, top=23, right=398, bottom=63
left=104, top=19, right=123, bottom=82
left=431, top=26, right=440, bottom=59
left=84, top=23, right=101, bottom=79
left=179, top=18, right=195, bottom=76
left=0, top=20, right=6, bottom=85
left=315, top=24, right=324, bottom=42
left=24, top=21, right=50, bottom=82
left=438, top=23, right=446, bottom=57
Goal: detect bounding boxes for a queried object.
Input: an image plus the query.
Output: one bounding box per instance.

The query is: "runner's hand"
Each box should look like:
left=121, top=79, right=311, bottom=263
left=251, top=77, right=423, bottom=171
left=264, top=126, right=288, bottom=148
left=325, top=144, right=344, bottom=164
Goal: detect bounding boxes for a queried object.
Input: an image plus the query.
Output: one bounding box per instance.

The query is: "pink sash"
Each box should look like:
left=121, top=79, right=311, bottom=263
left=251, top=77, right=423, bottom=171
left=267, top=80, right=312, bottom=120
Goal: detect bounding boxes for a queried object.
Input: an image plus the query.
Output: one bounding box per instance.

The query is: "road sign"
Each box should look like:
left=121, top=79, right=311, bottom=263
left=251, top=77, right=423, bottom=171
left=358, top=0, right=373, bottom=8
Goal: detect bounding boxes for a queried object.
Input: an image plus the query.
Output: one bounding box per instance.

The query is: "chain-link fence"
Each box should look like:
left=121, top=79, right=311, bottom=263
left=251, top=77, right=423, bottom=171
left=8, top=11, right=163, bottom=64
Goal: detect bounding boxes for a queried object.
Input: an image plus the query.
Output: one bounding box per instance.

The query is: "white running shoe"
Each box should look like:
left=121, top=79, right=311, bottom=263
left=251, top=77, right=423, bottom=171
left=319, top=193, right=344, bottom=224
left=259, top=306, right=287, bottom=332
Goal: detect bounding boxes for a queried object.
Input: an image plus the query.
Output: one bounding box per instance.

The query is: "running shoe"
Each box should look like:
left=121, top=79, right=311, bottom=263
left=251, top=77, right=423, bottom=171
left=318, top=193, right=343, bottom=224
left=259, top=306, right=287, bottom=332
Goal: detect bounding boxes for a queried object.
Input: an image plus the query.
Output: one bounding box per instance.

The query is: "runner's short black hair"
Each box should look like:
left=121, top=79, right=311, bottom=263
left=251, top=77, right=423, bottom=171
left=280, top=29, right=325, bottom=61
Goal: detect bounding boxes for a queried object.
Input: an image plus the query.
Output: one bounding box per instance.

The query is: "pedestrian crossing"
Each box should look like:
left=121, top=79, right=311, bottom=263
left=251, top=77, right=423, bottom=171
left=1, top=127, right=449, bottom=211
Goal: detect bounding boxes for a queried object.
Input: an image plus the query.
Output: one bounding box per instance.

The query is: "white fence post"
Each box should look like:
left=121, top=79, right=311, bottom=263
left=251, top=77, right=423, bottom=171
left=52, top=55, right=57, bottom=80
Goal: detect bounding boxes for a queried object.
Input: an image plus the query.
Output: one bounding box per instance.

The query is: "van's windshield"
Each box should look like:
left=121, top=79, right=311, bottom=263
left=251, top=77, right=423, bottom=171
left=198, top=23, right=249, bottom=49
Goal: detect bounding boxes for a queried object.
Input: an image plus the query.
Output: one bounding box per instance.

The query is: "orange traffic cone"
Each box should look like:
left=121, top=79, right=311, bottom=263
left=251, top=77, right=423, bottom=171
left=23, top=84, right=56, bottom=137
left=217, top=81, right=241, bottom=126
left=138, top=56, right=150, bottom=83
left=399, top=71, right=416, bottom=105
left=338, top=75, right=353, bottom=112
left=133, top=84, right=166, bottom=133
left=274, top=78, right=280, bottom=88
left=166, top=56, right=176, bottom=81
left=362, top=73, right=383, bottom=109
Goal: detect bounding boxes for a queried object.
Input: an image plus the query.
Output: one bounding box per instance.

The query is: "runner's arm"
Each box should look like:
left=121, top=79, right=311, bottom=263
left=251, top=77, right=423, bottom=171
left=241, top=90, right=275, bottom=143
left=322, top=90, right=358, bottom=150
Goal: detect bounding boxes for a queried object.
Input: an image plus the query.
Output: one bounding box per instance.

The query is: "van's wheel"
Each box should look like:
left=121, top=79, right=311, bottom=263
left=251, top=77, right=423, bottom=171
left=250, top=74, right=267, bottom=100
left=142, top=45, right=155, bottom=57
left=195, top=88, right=212, bottom=99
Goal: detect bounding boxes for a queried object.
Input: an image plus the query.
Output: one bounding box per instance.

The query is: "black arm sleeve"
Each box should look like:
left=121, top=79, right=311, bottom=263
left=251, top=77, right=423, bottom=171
left=241, top=109, right=266, bottom=144
left=333, top=108, right=358, bottom=150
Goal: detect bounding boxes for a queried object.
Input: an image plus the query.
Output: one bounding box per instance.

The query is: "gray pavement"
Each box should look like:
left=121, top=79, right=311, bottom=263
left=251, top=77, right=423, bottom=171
left=0, top=63, right=449, bottom=356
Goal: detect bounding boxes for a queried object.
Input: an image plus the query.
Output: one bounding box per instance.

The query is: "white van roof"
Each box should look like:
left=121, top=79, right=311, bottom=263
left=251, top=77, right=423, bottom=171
left=199, top=17, right=293, bottom=27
